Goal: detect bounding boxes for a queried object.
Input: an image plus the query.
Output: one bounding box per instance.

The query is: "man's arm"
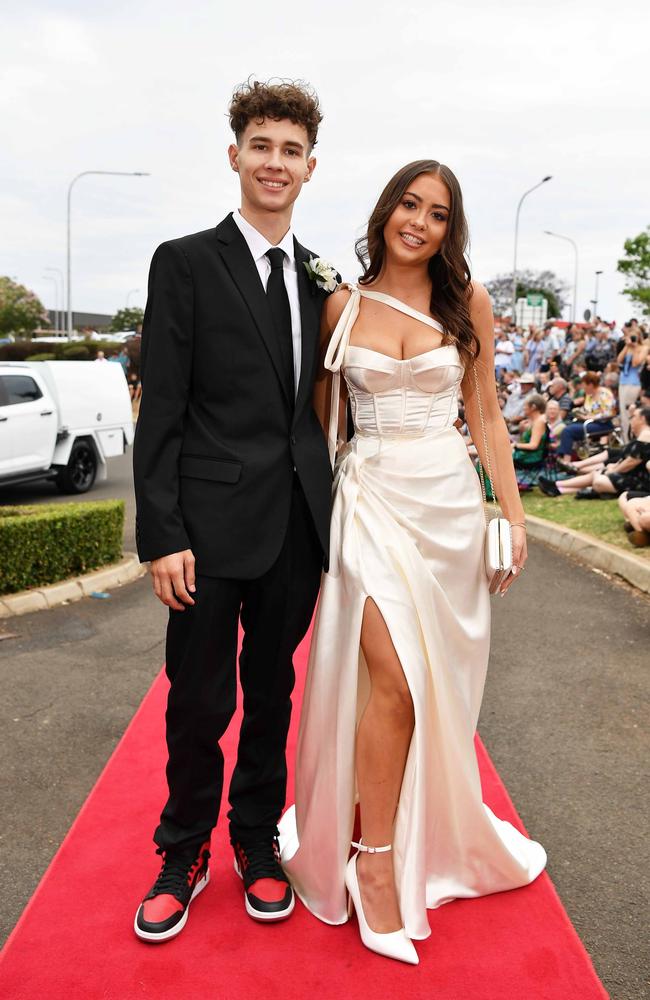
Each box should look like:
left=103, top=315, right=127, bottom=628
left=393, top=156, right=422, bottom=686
left=133, top=241, right=196, bottom=608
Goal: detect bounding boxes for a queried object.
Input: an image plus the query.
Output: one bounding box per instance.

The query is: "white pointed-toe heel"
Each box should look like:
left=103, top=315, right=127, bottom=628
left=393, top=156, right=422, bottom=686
left=344, top=841, right=419, bottom=965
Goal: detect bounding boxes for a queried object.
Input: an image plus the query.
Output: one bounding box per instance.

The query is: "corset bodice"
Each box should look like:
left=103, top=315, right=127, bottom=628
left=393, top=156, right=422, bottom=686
left=324, top=284, right=466, bottom=465
left=343, top=344, right=464, bottom=437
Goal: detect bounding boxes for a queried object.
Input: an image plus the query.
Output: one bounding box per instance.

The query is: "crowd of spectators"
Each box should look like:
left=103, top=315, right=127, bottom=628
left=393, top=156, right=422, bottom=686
left=470, top=314, right=650, bottom=547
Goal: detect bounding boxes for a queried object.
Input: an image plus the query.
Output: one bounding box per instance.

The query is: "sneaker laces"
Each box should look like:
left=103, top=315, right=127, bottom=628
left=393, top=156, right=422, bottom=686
left=152, top=847, right=209, bottom=899
left=237, top=839, right=283, bottom=882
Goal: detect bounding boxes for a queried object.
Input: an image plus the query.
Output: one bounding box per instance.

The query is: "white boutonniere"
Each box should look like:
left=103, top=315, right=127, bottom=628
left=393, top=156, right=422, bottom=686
left=304, top=257, right=339, bottom=293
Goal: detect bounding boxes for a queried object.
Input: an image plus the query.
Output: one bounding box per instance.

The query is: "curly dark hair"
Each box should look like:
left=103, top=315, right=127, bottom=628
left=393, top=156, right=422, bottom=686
left=355, top=160, right=480, bottom=367
left=228, top=78, right=323, bottom=149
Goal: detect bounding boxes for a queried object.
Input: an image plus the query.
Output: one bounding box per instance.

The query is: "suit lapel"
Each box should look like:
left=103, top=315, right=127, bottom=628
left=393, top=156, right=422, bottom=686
left=215, top=214, right=292, bottom=407
left=294, top=239, right=320, bottom=420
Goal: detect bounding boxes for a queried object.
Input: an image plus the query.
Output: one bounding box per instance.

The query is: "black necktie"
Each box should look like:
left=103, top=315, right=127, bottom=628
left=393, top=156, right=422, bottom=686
left=265, top=248, right=295, bottom=401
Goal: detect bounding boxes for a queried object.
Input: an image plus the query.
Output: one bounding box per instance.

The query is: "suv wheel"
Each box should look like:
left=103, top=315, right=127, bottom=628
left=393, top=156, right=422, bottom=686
left=56, top=440, right=98, bottom=494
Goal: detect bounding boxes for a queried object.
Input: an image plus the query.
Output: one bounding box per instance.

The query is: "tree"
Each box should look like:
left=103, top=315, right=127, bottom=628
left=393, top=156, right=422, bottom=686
left=109, top=307, right=144, bottom=332
left=0, top=276, right=50, bottom=337
left=485, top=270, right=569, bottom=320
left=617, top=225, right=650, bottom=316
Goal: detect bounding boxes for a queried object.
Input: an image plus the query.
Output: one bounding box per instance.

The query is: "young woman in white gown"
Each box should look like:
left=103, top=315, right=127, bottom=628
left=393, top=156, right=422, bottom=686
left=279, top=161, right=546, bottom=964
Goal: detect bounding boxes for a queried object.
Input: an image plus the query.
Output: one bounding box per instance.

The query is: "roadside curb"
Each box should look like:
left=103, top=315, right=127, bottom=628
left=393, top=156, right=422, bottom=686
left=1, top=517, right=647, bottom=617
left=526, top=514, right=650, bottom=596
left=0, top=553, right=146, bottom=618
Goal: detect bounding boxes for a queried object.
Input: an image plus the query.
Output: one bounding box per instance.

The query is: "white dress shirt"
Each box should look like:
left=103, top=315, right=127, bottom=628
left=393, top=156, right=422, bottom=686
left=232, top=210, right=302, bottom=394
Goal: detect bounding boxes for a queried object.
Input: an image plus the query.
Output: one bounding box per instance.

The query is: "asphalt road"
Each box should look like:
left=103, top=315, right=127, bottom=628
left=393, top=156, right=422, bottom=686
left=1, top=452, right=648, bottom=999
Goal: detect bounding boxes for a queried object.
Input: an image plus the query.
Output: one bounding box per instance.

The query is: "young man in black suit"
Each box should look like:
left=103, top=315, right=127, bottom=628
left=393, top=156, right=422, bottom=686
left=133, top=80, right=336, bottom=941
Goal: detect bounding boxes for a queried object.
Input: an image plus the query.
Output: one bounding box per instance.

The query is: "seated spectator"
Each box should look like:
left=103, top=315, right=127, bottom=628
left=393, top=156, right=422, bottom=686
left=618, top=484, right=650, bottom=547
left=545, top=399, right=566, bottom=445
left=512, top=393, right=549, bottom=489
left=504, top=372, right=537, bottom=435
left=546, top=377, right=573, bottom=420
left=547, top=359, right=561, bottom=380
left=540, top=405, right=650, bottom=498
left=556, top=371, right=616, bottom=458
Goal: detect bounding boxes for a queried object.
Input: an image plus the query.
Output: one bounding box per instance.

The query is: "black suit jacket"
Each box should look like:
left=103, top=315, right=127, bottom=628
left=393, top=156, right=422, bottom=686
left=133, top=213, right=333, bottom=578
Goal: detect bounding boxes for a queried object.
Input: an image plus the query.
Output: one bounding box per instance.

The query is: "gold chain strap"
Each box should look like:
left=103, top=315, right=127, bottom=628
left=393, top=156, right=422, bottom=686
left=472, top=363, right=499, bottom=526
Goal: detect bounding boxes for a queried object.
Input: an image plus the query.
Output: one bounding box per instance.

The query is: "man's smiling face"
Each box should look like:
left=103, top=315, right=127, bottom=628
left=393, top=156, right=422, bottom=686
left=229, top=117, right=316, bottom=216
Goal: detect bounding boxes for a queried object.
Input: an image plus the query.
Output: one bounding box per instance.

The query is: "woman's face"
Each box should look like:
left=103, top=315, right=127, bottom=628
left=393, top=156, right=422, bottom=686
left=546, top=400, right=560, bottom=422
left=383, top=172, right=450, bottom=268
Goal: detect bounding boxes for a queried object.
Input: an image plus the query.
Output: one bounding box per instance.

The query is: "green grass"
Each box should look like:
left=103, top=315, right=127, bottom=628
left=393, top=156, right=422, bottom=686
left=521, top=492, right=650, bottom=561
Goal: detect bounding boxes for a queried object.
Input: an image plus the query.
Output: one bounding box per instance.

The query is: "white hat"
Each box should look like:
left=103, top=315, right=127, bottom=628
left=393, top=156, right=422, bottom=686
left=518, top=373, right=537, bottom=384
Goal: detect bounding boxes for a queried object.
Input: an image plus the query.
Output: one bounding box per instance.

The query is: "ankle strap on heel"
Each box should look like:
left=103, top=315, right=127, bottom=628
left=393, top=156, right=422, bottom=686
left=351, top=839, right=392, bottom=854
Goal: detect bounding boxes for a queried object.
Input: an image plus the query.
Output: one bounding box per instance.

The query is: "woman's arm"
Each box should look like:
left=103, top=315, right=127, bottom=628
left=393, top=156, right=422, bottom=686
left=462, top=284, right=526, bottom=521
left=461, top=282, right=527, bottom=590
left=611, top=455, right=642, bottom=474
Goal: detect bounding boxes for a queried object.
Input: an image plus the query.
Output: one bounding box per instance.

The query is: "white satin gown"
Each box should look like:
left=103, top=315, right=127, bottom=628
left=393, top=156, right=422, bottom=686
left=279, top=286, right=546, bottom=941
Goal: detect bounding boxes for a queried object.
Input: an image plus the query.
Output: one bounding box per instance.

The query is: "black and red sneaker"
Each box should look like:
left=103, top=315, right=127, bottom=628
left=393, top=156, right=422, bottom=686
left=134, top=841, right=210, bottom=942
left=233, top=837, right=294, bottom=922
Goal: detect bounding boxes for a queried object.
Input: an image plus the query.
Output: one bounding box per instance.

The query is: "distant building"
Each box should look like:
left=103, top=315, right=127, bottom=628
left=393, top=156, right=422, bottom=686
left=46, top=310, right=112, bottom=333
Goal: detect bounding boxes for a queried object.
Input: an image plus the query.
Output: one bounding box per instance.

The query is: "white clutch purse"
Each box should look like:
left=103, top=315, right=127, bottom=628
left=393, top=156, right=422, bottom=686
left=484, top=516, right=513, bottom=595
left=472, top=365, right=513, bottom=595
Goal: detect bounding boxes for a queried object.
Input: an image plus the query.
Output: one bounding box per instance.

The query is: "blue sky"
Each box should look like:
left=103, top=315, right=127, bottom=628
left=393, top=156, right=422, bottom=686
left=1, top=0, right=648, bottom=323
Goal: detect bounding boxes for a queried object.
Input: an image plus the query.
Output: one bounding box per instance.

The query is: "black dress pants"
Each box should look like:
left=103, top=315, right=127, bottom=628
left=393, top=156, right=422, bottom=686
left=153, top=479, right=323, bottom=854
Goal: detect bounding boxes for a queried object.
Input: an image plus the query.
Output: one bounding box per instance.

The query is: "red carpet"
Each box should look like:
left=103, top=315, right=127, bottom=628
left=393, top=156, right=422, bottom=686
left=0, top=625, right=607, bottom=1000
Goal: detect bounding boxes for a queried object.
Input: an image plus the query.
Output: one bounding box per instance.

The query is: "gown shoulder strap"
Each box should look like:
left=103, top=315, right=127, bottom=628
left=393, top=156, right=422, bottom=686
left=323, top=285, right=361, bottom=468
left=357, top=288, right=444, bottom=333
left=323, top=285, right=361, bottom=373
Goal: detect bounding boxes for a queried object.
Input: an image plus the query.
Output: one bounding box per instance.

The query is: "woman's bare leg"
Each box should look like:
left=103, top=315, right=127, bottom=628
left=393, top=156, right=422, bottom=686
left=355, top=598, right=414, bottom=933
left=556, top=472, right=596, bottom=493
left=592, top=473, right=618, bottom=494
left=572, top=451, right=607, bottom=471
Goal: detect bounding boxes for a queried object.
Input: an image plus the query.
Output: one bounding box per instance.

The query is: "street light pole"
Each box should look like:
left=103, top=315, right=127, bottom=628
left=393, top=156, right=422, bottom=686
left=511, top=175, right=552, bottom=325
left=41, top=276, right=59, bottom=334
left=543, top=230, right=578, bottom=322
left=44, top=266, right=65, bottom=332
left=592, top=270, right=603, bottom=321
left=126, top=288, right=140, bottom=308
left=67, top=170, right=150, bottom=335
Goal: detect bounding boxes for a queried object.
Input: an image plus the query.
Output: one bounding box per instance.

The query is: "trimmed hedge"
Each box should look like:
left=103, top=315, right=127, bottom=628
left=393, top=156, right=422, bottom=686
left=0, top=500, right=124, bottom=595
left=0, top=339, right=127, bottom=362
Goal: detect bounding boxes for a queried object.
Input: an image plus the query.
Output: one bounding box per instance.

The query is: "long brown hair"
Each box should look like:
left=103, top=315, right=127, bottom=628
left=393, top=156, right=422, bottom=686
left=355, top=160, right=479, bottom=365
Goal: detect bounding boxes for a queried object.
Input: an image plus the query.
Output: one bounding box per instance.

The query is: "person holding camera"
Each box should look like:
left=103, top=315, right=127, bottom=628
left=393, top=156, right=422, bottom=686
left=618, top=327, right=649, bottom=441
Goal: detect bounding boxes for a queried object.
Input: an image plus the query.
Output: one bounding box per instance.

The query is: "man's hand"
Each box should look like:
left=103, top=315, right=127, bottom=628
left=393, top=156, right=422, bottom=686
left=150, top=549, right=196, bottom=611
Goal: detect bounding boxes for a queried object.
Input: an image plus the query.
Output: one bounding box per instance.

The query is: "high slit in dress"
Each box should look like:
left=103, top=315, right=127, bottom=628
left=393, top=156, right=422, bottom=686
left=279, top=286, right=546, bottom=941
